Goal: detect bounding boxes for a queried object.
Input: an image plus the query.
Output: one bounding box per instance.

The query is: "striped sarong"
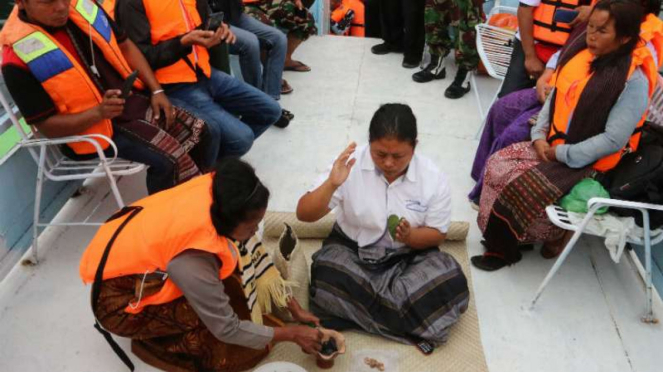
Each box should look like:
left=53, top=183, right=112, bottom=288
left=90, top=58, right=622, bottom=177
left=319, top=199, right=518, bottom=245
left=310, top=225, right=469, bottom=346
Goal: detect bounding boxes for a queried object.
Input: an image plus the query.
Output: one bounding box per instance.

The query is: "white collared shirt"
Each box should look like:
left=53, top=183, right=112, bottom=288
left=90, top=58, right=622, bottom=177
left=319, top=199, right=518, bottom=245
left=311, top=145, right=452, bottom=248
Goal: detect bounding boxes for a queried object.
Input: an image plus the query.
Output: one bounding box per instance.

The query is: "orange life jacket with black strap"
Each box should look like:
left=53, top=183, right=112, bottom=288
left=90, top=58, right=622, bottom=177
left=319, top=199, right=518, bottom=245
left=547, top=39, right=660, bottom=172
left=0, top=1, right=144, bottom=155
left=331, top=0, right=365, bottom=37
left=80, top=173, right=240, bottom=314
left=141, top=0, right=212, bottom=84
left=532, top=0, right=593, bottom=46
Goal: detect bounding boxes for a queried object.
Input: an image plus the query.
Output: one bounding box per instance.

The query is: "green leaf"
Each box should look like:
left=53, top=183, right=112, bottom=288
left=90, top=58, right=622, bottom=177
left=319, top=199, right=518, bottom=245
left=387, top=214, right=400, bottom=240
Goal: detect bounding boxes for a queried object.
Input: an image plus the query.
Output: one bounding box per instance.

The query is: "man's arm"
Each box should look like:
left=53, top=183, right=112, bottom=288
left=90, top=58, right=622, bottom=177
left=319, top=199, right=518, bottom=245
left=518, top=3, right=545, bottom=78
left=115, top=0, right=192, bottom=69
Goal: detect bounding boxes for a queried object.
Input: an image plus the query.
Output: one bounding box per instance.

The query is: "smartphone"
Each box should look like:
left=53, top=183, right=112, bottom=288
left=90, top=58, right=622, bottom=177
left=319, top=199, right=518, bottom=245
left=121, top=70, right=139, bottom=99
left=294, top=6, right=307, bottom=19
left=553, top=9, right=579, bottom=24
left=206, top=11, right=225, bottom=31
left=416, top=340, right=435, bottom=356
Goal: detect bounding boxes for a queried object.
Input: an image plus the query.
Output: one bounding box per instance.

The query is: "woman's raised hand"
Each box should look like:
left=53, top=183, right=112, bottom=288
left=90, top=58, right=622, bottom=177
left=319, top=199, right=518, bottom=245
left=329, top=142, right=357, bottom=188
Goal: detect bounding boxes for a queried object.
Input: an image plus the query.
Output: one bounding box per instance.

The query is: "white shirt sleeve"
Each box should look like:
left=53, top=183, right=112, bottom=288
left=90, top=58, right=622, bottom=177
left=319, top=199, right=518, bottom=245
left=519, top=0, right=542, bottom=7
left=423, top=175, right=452, bottom=234
left=309, top=163, right=343, bottom=210
left=546, top=50, right=561, bottom=70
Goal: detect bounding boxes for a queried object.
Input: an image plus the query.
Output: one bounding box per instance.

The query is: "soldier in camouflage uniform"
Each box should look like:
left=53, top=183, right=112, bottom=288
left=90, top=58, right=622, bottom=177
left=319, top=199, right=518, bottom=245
left=244, top=0, right=318, bottom=72
left=412, top=0, right=483, bottom=99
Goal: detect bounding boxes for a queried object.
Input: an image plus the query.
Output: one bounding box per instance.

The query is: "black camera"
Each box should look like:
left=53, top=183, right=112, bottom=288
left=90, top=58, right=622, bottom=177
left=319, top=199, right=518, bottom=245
left=206, top=11, right=225, bottom=31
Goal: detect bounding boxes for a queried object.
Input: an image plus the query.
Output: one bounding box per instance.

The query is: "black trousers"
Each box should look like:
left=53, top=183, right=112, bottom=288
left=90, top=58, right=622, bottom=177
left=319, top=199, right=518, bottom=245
left=379, top=0, right=425, bottom=60
left=498, top=39, right=537, bottom=98
left=365, top=0, right=382, bottom=38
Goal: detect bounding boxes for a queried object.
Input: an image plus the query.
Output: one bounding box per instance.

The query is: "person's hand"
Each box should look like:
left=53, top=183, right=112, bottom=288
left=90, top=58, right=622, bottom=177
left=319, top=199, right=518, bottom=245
left=218, top=23, right=236, bottom=44
left=181, top=30, right=220, bottom=49
left=533, top=139, right=551, bottom=162
left=536, top=69, right=554, bottom=104
left=545, top=145, right=557, bottom=162
left=96, top=90, right=125, bottom=120
left=288, top=325, right=323, bottom=354
left=288, top=297, right=321, bottom=326
left=524, top=55, right=545, bottom=80
left=151, top=91, right=174, bottom=128
left=295, top=0, right=304, bottom=9
left=395, top=218, right=411, bottom=244
left=569, top=5, right=592, bottom=27
left=329, top=142, right=357, bottom=188
left=291, top=308, right=321, bottom=327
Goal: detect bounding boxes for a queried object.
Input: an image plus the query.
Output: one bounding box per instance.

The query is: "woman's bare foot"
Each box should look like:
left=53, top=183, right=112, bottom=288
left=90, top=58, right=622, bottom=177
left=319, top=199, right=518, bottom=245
left=541, top=231, right=573, bottom=259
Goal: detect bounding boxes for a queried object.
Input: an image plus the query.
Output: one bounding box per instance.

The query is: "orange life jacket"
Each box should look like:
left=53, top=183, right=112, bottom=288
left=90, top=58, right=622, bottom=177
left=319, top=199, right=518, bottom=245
left=80, top=173, right=240, bottom=314
left=142, top=0, right=212, bottom=84
left=331, top=0, right=365, bottom=37
left=0, top=1, right=144, bottom=155
left=98, top=0, right=116, bottom=19
left=640, top=14, right=663, bottom=68
left=547, top=41, right=659, bottom=172
left=532, top=0, right=584, bottom=46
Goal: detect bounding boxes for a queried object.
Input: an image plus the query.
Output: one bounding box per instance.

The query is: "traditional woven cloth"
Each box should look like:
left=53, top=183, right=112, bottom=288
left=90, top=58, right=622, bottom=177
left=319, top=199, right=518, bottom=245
left=237, top=235, right=292, bottom=324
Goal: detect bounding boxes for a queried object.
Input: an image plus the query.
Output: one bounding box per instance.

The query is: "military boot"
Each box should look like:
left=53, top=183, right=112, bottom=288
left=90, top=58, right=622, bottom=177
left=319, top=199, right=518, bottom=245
left=412, top=55, right=446, bottom=83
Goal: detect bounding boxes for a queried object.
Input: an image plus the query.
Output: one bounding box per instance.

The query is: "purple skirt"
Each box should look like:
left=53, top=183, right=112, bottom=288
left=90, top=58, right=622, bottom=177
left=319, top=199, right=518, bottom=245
left=469, top=88, right=543, bottom=201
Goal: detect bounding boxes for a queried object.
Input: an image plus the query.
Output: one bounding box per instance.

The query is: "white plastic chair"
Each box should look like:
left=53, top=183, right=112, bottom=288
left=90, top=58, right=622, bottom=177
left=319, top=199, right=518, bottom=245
left=471, top=5, right=518, bottom=139
left=530, top=77, right=663, bottom=323
left=0, top=87, right=145, bottom=264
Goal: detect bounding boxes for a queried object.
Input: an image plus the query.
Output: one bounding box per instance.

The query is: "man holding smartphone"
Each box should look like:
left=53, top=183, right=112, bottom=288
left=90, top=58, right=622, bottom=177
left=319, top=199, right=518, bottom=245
left=0, top=0, right=211, bottom=195
left=116, top=0, right=283, bottom=161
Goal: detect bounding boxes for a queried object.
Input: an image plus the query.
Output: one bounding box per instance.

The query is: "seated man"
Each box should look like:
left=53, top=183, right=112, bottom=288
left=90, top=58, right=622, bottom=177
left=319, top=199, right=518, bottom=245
left=0, top=0, right=210, bottom=195
left=116, top=0, right=284, bottom=160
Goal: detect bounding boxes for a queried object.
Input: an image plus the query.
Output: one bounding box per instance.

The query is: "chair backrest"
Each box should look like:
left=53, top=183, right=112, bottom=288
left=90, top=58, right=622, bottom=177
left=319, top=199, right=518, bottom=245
left=0, top=82, right=74, bottom=174
left=476, top=7, right=518, bottom=80
left=647, top=75, right=663, bottom=126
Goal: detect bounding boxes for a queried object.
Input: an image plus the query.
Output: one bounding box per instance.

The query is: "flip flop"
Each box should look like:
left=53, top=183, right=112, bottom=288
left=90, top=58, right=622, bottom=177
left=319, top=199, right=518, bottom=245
left=284, top=60, right=311, bottom=72
left=281, top=79, right=293, bottom=95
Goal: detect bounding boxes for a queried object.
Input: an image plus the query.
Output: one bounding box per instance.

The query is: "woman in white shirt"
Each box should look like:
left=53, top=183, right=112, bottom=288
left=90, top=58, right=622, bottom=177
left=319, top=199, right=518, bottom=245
left=296, top=104, right=469, bottom=347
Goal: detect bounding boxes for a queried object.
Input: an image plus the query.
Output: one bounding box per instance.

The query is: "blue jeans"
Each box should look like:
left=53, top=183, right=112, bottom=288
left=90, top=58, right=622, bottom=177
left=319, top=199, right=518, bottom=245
left=229, top=13, right=287, bottom=100
left=62, top=127, right=177, bottom=195
left=166, top=68, right=281, bottom=159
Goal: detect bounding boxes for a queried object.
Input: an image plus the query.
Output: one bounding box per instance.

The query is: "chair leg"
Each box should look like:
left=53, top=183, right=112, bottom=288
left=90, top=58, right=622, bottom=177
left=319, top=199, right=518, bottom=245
left=474, top=79, right=504, bottom=140
left=31, top=147, right=47, bottom=264
left=641, top=210, right=658, bottom=323
left=529, top=229, right=584, bottom=310
left=101, top=160, right=126, bottom=209
left=471, top=72, right=485, bottom=120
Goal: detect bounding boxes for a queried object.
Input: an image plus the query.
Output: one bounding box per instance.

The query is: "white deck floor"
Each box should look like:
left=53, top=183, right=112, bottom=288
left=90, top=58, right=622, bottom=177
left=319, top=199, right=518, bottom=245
left=0, top=36, right=661, bottom=372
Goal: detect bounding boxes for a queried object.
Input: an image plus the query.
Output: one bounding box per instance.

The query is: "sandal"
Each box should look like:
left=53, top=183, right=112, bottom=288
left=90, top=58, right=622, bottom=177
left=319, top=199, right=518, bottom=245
left=274, top=109, right=294, bottom=129
left=471, top=254, right=510, bottom=271
left=281, top=79, right=293, bottom=95
left=284, top=60, right=311, bottom=72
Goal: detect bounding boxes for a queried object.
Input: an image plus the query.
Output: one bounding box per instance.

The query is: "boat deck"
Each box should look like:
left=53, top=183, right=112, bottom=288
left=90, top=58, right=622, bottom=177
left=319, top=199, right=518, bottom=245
left=0, top=36, right=661, bottom=372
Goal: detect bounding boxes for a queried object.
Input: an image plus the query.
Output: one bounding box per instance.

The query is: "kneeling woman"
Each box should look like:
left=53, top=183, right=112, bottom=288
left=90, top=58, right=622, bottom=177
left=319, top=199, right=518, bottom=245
left=80, top=159, right=321, bottom=372
left=472, top=0, right=658, bottom=271
left=297, top=104, right=469, bottom=346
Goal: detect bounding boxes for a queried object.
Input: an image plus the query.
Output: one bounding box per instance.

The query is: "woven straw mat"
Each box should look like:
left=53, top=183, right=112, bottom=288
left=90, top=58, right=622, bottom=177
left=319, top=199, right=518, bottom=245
left=255, top=212, right=487, bottom=372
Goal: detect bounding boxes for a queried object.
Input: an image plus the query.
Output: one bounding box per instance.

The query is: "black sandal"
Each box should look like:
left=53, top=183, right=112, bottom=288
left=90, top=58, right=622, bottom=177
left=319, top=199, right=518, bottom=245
left=471, top=254, right=510, bottom=271
left=274, top=109, right=294, bottom=129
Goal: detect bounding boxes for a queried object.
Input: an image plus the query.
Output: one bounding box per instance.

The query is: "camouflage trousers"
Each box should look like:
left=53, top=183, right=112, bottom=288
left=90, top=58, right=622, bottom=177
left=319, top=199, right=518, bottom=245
left=245, top=0, right=318, bottom=41
left=424, top=0, right=483, bottom=70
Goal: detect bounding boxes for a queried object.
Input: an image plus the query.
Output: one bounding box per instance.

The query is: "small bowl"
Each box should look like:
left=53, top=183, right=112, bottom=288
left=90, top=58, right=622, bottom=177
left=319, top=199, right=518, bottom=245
left=316, top=328, right=346, bottom=366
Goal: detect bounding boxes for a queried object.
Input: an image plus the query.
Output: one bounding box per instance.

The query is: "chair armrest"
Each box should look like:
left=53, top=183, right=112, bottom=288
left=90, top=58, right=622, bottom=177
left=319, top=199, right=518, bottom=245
left=587, top=197, right=663, bottom=212
left=20, top=134, right=118, bottom=164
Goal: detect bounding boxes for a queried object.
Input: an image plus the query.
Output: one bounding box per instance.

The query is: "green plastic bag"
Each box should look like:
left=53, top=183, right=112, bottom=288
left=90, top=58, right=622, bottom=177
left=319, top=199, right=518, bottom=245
left=560, top=178, right=610, bottom=214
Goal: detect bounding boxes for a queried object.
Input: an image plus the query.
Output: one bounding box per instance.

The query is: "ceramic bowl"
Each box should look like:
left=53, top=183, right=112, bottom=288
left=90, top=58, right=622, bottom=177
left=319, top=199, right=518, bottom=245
left=316, top=328, right=346, bottom=361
